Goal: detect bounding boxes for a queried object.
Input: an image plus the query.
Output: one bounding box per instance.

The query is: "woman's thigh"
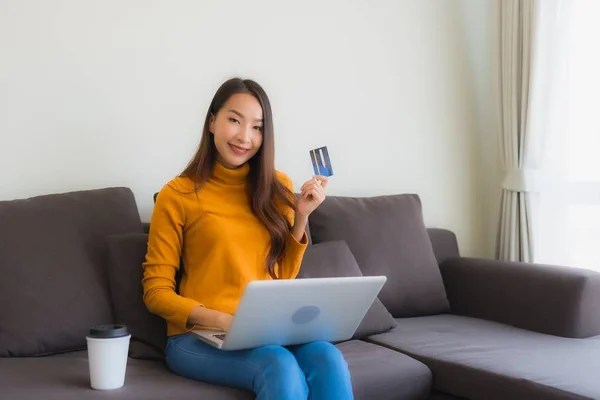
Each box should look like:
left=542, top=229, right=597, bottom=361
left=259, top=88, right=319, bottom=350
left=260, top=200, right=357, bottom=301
left=165, top=333, right=308, bottom=397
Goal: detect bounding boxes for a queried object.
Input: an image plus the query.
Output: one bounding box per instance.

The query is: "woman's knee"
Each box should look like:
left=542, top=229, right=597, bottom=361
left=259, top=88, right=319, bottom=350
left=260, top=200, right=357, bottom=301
left=301, top=341, right=348, bottom=368
left=258, top=346, right=305, bottom=379
left=254, top=345, right=308, bottom=399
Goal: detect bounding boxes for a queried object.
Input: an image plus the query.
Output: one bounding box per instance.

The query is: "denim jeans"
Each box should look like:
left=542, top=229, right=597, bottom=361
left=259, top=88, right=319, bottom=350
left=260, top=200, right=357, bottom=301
left=165, top=333, right=354, bottom=400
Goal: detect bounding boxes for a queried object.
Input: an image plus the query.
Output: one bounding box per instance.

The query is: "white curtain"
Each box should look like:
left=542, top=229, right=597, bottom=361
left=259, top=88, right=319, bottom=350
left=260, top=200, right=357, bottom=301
left=496, top=0, right=540, bottom=262
left=532, top=0, right=600, bottom=271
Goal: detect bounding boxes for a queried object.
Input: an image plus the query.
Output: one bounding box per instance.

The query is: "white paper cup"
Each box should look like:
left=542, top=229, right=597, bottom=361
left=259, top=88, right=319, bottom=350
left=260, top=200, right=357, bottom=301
left=86, top=325, right=131, bottom=390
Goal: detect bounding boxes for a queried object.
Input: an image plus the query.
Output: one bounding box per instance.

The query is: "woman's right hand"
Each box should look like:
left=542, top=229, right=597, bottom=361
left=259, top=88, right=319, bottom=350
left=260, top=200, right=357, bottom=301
left=217, top=312, right=234, bottom=332
left=188, top=306, right=234, bottom=332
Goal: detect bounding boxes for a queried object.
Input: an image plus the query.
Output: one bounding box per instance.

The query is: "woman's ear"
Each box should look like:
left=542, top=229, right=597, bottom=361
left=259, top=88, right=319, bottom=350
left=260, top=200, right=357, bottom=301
left=209, top=113, right=216, bottom=134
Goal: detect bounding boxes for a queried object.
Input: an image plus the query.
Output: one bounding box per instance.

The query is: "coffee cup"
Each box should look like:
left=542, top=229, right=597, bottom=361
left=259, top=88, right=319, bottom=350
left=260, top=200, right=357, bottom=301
left=86, top=324, right=131, bottom=390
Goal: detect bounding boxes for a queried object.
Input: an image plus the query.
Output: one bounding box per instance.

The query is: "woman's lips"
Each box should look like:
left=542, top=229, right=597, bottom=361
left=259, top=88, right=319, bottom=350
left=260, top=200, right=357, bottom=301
left=229, top=143, right=250, bottom=156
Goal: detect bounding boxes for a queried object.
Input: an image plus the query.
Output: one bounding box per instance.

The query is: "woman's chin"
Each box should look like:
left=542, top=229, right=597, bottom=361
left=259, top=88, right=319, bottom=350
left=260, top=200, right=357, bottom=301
left=219, top=155, right=247, bottom=169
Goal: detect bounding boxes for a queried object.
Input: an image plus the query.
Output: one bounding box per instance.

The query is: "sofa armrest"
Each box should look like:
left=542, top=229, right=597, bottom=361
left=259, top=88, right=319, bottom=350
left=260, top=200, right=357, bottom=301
left=440, top=257, right=600, bottom=338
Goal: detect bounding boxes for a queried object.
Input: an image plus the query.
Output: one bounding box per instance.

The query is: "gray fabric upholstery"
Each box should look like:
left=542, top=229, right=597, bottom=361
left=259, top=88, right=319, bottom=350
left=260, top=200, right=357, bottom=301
left=426, top=228, right=460, bottom=265
left=368, top=314, right=600, bottom=400
left=440, top=257, right=600, bottom=338
left=298, top=240, right=397, bottom=339
left=106, top=233, right=166, bottom=360
left=0, top=351, right=252, bottom=399
left=338, top=340, right=432, bottom=400
left=0, top=341, right=432, bottom=400
left=428, top=392, right=466, bottom=400
left=308, top=194, right=449, bottom=317
left=0, top=187, right=143, bottom=357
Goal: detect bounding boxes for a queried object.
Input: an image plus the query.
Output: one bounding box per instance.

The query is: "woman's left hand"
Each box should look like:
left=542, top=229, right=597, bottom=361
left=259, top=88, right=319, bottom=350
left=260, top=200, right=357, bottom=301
left=297, top=175, right=328, bottom=218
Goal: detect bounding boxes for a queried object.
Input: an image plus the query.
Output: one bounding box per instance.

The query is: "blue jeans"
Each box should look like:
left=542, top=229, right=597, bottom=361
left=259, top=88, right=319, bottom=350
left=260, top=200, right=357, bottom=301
left=165, top=333, right=354, bottom=400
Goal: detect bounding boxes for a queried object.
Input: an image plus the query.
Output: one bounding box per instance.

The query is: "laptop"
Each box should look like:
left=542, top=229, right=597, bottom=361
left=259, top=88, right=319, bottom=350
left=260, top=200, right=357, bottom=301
left=191, top=276, right=387, bottom=351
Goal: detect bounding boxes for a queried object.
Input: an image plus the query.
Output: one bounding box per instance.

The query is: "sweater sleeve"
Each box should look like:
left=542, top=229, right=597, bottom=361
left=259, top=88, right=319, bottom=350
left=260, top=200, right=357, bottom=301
left=276, top=172, right=309, bottom=279
left=142, top=183, right=202, bottom=332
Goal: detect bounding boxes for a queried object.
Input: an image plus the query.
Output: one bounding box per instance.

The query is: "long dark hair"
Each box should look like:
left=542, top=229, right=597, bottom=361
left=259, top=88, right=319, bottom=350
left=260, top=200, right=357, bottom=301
left=181, top=78, right=296, bottom=279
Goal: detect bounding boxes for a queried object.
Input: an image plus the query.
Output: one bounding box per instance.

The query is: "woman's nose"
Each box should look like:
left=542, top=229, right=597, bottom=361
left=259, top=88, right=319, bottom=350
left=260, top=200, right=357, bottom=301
left=238, top=126, right=251, bottom=144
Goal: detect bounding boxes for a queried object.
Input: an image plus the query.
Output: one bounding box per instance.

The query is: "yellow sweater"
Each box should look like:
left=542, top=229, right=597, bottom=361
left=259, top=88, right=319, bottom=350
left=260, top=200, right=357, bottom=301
left=142, top=161, right=308, bottom=336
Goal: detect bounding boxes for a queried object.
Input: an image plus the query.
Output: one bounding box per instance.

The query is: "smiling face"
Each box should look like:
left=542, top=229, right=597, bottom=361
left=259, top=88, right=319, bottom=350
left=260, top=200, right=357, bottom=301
left=209, top=93, right=264, bottom=169
left=180, top=77, right=291, bottom=280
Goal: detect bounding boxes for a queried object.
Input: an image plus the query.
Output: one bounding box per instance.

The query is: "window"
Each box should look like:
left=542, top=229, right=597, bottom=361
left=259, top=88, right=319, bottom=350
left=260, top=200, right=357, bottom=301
left=534, top=0, right=600, bottom=271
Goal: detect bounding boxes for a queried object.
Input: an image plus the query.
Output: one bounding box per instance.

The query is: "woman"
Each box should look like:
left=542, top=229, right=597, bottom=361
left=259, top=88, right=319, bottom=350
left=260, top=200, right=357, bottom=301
left=142, top=78, right=354, bottom=399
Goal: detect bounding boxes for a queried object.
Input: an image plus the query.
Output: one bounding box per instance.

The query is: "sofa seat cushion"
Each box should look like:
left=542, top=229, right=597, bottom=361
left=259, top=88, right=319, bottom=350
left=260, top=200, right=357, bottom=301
left=0, top=187, right=143, bottom=357
left=0, top=341, right=433, bottom=400
left=308, top=194, right=450, bottom=318
left=428, top=392, right=466, bottom=400
left=338, top=340, right=432, bottom=400
left=367, top=314, right=600, bottom=400
left=0, top=351, right=252, bottom=400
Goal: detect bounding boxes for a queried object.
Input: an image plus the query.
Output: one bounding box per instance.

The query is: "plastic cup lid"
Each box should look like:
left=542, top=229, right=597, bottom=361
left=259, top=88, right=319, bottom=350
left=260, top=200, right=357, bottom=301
left=88, top=324, right=129, bottom=339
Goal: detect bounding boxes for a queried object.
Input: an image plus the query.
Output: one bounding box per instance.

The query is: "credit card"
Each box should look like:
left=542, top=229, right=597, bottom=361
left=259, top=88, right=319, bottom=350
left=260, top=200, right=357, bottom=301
left=310, top=146, right=334, bottom=177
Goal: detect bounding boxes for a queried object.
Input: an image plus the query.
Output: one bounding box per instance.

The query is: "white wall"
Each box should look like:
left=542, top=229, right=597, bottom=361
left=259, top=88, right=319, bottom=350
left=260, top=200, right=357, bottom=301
left=456, top=0, right=502, bottom=258
left=0, top=0, right=500, bottom=257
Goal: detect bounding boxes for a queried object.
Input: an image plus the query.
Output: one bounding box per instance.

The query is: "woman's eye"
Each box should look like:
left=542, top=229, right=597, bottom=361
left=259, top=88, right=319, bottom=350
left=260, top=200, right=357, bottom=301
left=254, top=126, right=263, bottom=132
left=229, top=118, right=239, bottom=124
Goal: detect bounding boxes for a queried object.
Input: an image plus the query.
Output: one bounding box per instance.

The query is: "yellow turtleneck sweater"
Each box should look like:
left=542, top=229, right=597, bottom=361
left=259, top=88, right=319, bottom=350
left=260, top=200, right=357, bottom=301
left=142, top=162, right=308, bottom=337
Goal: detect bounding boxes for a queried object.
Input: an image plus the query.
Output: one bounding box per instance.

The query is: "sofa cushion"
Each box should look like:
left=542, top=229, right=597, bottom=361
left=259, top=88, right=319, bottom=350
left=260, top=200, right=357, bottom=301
left=0, top=351, right=252, bottom=399
left=427, top=228, right=460, bottom=265
left=0, top=187, right=143, bottom=357
left=106, top=233, right=166, bottom=360
left=298, top=240, right=396, bottom=338
left=368, top=314, right=600, bottom=400
left=428, top=392, right=466, bottom=400
left=0, top=342, right=431, bottom=400
left=308, top=194, right=450, bottom=317
left=337, top=340, right=432, bottom=400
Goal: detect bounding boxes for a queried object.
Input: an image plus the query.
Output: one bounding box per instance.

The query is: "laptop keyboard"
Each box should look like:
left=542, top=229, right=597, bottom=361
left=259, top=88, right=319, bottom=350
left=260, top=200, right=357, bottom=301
left=213, top=333, right=226, bottom=341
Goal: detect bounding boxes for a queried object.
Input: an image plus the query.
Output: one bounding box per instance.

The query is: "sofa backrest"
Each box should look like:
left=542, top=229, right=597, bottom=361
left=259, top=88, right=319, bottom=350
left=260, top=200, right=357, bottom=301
left=427, top=228, right=460, bottom=264
left=0, top=187, right=143, bottom=357
left=307, top=194, right=455, bottom=318
left=0, top=186, right=459, bottom=358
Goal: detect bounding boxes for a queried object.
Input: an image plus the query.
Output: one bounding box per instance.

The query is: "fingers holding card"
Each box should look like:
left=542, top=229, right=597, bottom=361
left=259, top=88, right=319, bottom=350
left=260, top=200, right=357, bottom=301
left=299, top=146, right=332, bottom=208
left=301, top=175, right=328, bottom=192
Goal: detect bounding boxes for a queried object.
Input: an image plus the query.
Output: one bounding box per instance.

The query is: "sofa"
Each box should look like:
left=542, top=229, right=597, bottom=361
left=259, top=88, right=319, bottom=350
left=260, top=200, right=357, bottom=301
left=1, top=186, right=600, bottom=400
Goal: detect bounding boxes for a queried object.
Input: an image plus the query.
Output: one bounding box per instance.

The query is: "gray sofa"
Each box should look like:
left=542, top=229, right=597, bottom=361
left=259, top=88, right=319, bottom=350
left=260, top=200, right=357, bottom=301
left=1, top=187, right=600, bottom=400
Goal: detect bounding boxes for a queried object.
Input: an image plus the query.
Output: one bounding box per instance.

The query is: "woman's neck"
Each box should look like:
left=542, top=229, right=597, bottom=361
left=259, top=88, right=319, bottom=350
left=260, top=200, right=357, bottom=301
left=211, top=160, right=250, bottom=185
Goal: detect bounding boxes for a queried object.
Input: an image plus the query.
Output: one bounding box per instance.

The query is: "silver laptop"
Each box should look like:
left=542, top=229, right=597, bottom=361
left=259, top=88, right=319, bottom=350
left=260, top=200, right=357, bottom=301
left=191, top=276, right=387, bottom=351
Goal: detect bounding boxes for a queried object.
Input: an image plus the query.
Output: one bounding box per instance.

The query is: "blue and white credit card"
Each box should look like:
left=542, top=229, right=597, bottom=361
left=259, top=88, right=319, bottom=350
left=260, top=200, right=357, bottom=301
left=310, top=146, right=334, bottom=177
